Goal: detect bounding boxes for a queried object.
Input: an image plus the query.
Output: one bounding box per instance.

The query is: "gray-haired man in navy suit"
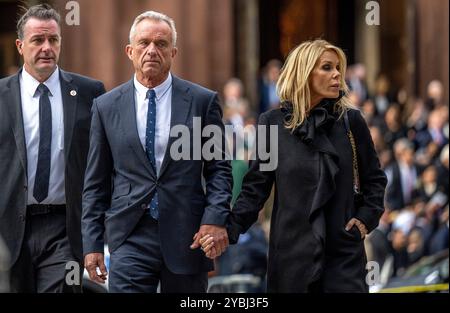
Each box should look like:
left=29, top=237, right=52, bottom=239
left=82, top=10, right=232, bottom=293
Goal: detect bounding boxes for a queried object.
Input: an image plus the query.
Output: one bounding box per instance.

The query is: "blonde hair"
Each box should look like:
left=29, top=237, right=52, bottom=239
left=277, top=39, right=354, bottom=130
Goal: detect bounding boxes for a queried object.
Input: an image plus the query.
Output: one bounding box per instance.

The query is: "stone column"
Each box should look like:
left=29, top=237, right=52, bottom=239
left=235, top=0, right=259, bottom=110
left=354, top=0, right=380, bottom=95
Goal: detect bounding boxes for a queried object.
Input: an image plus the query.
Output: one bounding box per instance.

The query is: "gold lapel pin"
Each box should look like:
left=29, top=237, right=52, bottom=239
left=70, top=90, right=77, bottom=96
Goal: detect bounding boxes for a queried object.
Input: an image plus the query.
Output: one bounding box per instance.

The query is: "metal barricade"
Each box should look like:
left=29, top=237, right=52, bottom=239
left=208, top=274, right=264, bottom=293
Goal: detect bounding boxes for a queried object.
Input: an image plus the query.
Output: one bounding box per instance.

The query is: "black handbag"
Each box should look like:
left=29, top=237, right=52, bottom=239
left=343, top=111, right=364, bottom=208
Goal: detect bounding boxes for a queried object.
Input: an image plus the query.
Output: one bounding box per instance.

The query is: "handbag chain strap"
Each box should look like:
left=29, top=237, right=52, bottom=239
left=343, top=111, right=361, bottom=194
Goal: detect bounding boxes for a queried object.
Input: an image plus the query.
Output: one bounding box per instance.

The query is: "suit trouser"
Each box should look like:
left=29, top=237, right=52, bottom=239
left=109, top=213, right=208, bottom=293
left=10, top=208, right=81, bottom=293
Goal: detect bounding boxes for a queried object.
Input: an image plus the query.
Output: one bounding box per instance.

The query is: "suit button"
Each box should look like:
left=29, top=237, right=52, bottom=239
left=24, top=186, right=27, bottom=191
left=19, top=214, right=25, bottom=222
left=141, top=204, right=147, bottom=210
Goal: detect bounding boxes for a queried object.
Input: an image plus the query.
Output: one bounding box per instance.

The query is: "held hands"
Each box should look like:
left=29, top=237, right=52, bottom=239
left=84, top=252, right=108, bottom=284
left=345, top=218, right=368, bottom=239
left=190, top=224, right=229, bottom=259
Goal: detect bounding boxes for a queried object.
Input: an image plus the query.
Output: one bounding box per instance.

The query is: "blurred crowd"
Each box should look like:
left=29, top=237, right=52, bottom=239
left=349, top=67, right=449, bottom=278
left=215, top=61, right=449, bottom=284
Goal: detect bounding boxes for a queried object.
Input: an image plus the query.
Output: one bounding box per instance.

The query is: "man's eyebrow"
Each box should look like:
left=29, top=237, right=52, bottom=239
left=29, top=34, right=59, bottom=39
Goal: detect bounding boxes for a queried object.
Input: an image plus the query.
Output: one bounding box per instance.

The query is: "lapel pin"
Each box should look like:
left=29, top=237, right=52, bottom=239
left=70, top=90, right=77, bottom=96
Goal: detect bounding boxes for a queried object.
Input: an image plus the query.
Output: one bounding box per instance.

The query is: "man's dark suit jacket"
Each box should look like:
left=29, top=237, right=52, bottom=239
left=82, top=75, right=232, bottom=275
left=385, top=161, right=423, bottom=210
left=0, top=69, right=106, bottom=267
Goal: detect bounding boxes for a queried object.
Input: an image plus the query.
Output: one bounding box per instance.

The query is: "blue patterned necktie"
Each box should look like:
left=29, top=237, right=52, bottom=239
left=146, top=89, right=159, bottom=220
left=33, top=83, right=52, bottom=203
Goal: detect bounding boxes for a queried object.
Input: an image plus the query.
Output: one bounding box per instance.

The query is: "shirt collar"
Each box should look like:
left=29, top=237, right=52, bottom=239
left=21, top=66, right=59, bottom=98
left=399, top=161, right=413, bottom=171
left=134, top=73, right=172, bottom=101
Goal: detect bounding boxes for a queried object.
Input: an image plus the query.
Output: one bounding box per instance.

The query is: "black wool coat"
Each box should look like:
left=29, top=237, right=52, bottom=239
left=229, top=104, right=387, bottom=292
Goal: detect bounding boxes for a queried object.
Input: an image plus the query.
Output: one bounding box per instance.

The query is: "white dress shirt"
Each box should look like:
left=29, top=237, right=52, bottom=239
left=134, top=73, right=172, bottom=176
left=399, top=161, right=417, bottom=205
left=20, top=67, right=65, bottom=204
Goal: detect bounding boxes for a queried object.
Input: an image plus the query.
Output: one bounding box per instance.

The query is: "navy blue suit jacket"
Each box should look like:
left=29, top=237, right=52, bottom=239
left=82, top=75, right=232, bottom=275
left=0, top=69, right=105, bottom=267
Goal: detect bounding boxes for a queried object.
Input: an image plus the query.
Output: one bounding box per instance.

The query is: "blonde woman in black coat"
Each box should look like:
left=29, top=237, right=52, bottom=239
left=201, top=39, right=387, bottom=292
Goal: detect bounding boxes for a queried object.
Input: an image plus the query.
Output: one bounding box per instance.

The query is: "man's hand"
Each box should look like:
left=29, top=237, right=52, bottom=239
left=345, top=218, right=368, bottom=239
left=190, top=224, right=229, bottom=259
left=84, top=253, right=108, bottom=284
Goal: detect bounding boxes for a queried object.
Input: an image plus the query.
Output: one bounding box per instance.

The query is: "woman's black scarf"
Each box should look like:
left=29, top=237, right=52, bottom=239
left=281, top=92, right=344, bottom=145
left=280, top=93, right=345, bottom=283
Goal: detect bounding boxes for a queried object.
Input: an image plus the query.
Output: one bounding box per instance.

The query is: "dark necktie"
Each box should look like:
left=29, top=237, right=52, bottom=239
left=33, top=83, right=52, bottom=203
left=146, top=89, right=159, bottom=220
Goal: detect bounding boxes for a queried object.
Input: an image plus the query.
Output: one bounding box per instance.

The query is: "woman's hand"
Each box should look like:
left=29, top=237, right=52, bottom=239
left=191, top=225, right=229, bottom=259
left=345, top=218, right=368, bottom=239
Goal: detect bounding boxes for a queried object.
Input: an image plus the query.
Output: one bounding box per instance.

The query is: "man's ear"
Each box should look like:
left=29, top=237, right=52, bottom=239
left=171, top=47, right=177, bottom=58
left=15, top=39, right=23, bottom=55
left=125, top=44, right=133, bottom=61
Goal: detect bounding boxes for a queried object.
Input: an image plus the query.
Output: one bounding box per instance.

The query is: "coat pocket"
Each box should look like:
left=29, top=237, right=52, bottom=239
left=343, top=225, right=364, bottom=242
left=112, top=183, right=131, bottom=200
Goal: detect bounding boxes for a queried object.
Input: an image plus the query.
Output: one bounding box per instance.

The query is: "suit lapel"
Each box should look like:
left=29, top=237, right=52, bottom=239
left=4, top=72, right=28, bottom=174
left=159, top=76, right=193, bottom=177
left=59, top=70, right=78, bottom=162
left=119, top=80, right=156, bottom=178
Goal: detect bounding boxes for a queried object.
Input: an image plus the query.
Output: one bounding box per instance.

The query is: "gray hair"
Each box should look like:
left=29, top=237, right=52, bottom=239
left=129, top=11, right=177, bottom=46
left=17, top=3, right=61, bottom=40
left=393, top=138, right=414, bottom=155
